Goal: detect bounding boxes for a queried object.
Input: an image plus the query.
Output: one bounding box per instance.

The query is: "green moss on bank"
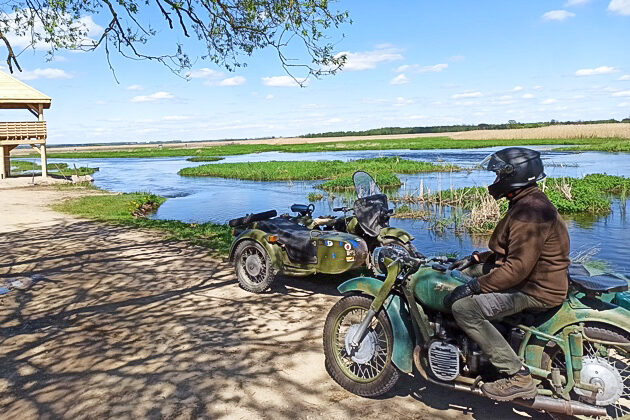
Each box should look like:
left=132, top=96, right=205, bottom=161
left=53, top=193, right=232, bottom=254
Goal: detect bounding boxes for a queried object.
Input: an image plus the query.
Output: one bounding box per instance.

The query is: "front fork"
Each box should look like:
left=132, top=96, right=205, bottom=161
left=349, top=259, right=401, bottom=348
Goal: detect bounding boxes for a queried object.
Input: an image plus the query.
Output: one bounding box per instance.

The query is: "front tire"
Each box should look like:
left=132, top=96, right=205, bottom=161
left=234, top=240, right=276, bottom=293
left=323, top=295, right=400, bottom=397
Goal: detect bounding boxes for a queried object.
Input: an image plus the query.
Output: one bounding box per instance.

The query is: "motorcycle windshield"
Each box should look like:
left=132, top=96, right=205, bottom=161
left=352, top=171, right=389, bottom=237
left=353, top=171, right=382, bottom=198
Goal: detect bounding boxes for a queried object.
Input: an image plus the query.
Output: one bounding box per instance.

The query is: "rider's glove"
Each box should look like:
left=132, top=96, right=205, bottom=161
left=448, top=251, right=480, bottom=271
left=443, top=278, right=481, bottom=309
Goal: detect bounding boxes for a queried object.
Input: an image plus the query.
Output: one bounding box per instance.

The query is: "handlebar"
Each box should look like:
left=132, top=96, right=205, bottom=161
left=333, top=206, right=352, bottom=212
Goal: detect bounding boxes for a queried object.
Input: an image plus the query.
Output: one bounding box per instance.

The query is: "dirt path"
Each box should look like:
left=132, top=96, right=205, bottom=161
left=0, top=187, right=541, bottom=419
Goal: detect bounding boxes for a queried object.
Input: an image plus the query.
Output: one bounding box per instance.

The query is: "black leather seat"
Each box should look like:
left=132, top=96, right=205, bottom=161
left=568, top=263, right=628, bottom=294
left=256, top=218, right=317, bottom=264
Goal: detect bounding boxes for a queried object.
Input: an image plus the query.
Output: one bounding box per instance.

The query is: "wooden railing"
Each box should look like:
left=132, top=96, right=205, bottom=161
left=0, top=121, right=47, bottom=142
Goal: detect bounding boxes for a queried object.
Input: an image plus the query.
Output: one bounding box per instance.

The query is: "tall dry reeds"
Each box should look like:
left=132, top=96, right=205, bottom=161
left=451, top=123, right=630, bottom=140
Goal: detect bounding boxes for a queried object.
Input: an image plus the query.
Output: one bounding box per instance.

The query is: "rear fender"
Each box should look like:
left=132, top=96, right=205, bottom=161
left=338, top=277, right=414, bottom=373
left=523, top=297, right=630, bottom=368
left=229, top=229, right=284, bottom=271
left=378, top=227, right=414, bottom=244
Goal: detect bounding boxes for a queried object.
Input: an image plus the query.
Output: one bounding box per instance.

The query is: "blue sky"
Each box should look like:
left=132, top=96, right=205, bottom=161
left=1, top=0, right=630, bottom=144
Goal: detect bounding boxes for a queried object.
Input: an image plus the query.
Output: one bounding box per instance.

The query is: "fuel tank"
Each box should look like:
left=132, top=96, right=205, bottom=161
left=315, top=232, right=368, bottom=274
left=411, top=267, right=465, bottom=311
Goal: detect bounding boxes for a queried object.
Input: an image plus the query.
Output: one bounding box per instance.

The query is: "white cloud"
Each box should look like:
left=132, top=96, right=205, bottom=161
left=451, top=91, right=482, bottom=99
left=565, top=0, right=589, bottom=6
left=542, top=10, right=576, bottom=21
left=265, top=94, right=274, bottom=100
left=575, top=66, right=619, bottom=76
left=186, top=68, right=223, bottom=79
left=337, top=47, right=403, bottom=71
left=126, top=84, right=143, bottom=91
left=261, top=76, right=305, bottom=87
left=522, top=93, right=535, bottom=99
left=218, top=76, right=246, bottom=86
left=533, top=85, right=544, bottom=90
left=130, top=91, right=175, bottom=102
left=541, top=98, right=558, bottom=104
left=14, top=68, right=72, bottom=80
left=395, top=63, right=448, bottom=73
left=390, top=74, right=410, bottom=85
left=162, top=115, right=191, bottom=121
left=619, top=102, right=630, bottom=107
left=407, top=115, right=426, bottom=120
left=612, top=90, right=630, bottom=97
left=512, top=86, right=524, bottom=92
left=393, top=97, right=414, bottom=107
left=608, top=0, right=630, bottom=15
left=620, top=75, right=630, bottom=81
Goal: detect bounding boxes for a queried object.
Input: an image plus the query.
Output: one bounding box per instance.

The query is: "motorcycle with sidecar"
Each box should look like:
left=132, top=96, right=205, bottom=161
left=228, top=171, right=419, bottom=292
left=323, top=245, right=630, bottom=418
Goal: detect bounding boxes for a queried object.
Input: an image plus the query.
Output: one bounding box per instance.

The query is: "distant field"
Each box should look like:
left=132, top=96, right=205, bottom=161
left=451, top=123, right=630, bottom=140
left=11, top=123, right=630, bottom=158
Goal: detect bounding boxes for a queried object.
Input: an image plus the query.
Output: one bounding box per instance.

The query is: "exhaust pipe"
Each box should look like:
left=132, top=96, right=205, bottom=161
left=412, top=346, right=607, bottom=417
left=513, top=396, right=607, bottom=417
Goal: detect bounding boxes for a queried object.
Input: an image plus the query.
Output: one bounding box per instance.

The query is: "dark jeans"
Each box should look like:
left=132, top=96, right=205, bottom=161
left=451, top=264, right=552, bottom=375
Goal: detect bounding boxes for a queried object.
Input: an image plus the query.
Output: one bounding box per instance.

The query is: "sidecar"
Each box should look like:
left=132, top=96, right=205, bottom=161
left=228, top=205, right=369, bottom=293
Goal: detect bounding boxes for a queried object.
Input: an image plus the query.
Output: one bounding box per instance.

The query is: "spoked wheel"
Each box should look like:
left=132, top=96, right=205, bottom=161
left=323, top=295, right=399, bottom=397
left=234, top=240, right=276, bottom=293
left=544, top=326, right=630, bottom=419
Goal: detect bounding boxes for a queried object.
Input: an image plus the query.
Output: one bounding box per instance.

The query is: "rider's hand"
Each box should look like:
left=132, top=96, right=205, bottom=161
left=443, top=278, right=481, bottom=309
left=448, top=251, right=480, bottom=271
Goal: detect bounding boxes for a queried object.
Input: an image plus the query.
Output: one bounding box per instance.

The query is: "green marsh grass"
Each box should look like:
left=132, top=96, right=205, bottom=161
left=178, top=157, right=460, bottom=192
left=54, top=193, right=232, bottom=254
left=31, top=136, right=629, bottom=159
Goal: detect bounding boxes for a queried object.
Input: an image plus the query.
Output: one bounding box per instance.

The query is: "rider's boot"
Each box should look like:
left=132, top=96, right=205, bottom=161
left=481, top=366, right=537, bottom=401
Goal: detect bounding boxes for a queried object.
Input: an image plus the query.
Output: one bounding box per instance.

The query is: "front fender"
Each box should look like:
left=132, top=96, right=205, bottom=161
left=378, top=227, right=414, bottom=244
left=338, top=277, right=414, bottom=373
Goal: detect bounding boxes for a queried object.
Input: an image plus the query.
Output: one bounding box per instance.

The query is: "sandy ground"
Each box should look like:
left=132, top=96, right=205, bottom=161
left=0, top=186, right=544, bottom=419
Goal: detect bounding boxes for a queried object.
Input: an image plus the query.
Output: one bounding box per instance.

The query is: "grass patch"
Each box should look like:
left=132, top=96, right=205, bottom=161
left=27, top=136, right=629, bottom=159
left=307, top=192, right=324, bottom=202
left=178, top=157, right=460, bottom=193
left=11, top=160, right=98, bottom=177
left=186, top=156, right=225, bottom=162
left=53, top=193, right=232, bottom=254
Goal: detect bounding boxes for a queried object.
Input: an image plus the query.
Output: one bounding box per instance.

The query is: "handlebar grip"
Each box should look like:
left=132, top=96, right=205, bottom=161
left=333, top=207, right=345, bottom=212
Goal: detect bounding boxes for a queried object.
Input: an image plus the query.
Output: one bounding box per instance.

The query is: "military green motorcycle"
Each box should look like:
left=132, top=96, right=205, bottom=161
left=228, top=172, right=419, bottom=293
left=323, top=246, right=630, bottom=418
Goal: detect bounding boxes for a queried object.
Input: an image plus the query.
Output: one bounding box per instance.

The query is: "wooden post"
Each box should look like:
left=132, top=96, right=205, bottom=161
left=40, top=144, right=47, bottom=178
left=38, top=104, right=47, bottom=178
left=0, top=145, right=7, bottom=179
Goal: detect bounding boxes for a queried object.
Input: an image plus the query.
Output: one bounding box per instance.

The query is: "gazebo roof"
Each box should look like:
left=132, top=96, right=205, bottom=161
left=0, top=71, right=51, bottom=109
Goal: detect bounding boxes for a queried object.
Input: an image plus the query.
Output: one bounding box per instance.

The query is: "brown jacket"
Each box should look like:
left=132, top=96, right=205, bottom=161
left=476, top=185, right=570, bottom=306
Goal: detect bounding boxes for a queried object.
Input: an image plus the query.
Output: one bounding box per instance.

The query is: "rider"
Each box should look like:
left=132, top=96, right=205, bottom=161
left=443, top=147, right=570, bottom=401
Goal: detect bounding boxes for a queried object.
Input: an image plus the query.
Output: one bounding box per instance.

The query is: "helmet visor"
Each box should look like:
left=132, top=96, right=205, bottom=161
left=480, top=153, right=514, bottom=176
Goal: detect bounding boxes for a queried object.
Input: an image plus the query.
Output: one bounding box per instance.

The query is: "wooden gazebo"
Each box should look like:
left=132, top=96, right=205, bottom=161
left=0, top=71, right=51, bottom=179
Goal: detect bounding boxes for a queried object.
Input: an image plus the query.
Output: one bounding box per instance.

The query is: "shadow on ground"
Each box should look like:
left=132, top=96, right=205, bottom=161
left=0, top=221, right=545, bottom=419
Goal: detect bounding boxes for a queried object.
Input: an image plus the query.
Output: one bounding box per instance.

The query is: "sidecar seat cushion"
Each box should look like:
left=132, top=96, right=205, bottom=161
left=256, top=219, right=317, bottom=264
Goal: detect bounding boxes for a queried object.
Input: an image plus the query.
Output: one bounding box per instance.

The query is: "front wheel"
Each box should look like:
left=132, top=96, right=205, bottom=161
left=234, top=240, right=276, bottom=293
left=323, top=295, right=400, bottom=397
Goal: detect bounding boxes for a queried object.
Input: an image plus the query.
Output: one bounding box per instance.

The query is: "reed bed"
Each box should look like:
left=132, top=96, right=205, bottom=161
left=390, top=174, right=630, bottom=234
left=452, top=123, right=630, bottom=140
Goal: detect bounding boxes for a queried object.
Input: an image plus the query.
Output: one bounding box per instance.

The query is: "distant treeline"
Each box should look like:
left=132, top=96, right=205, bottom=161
left=301, top=118, right=630, bottom=138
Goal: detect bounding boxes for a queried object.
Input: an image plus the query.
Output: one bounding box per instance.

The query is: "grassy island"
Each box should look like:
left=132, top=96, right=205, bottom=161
left=178, top=157, right=461, bottom=190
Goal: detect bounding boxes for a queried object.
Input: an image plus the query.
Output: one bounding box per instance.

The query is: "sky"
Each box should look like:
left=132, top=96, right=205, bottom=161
left=1, top=0, right=630, bottom=144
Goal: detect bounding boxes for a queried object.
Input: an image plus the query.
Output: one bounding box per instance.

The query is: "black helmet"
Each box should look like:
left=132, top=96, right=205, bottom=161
left=481, top=147, right=546, bottom=200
